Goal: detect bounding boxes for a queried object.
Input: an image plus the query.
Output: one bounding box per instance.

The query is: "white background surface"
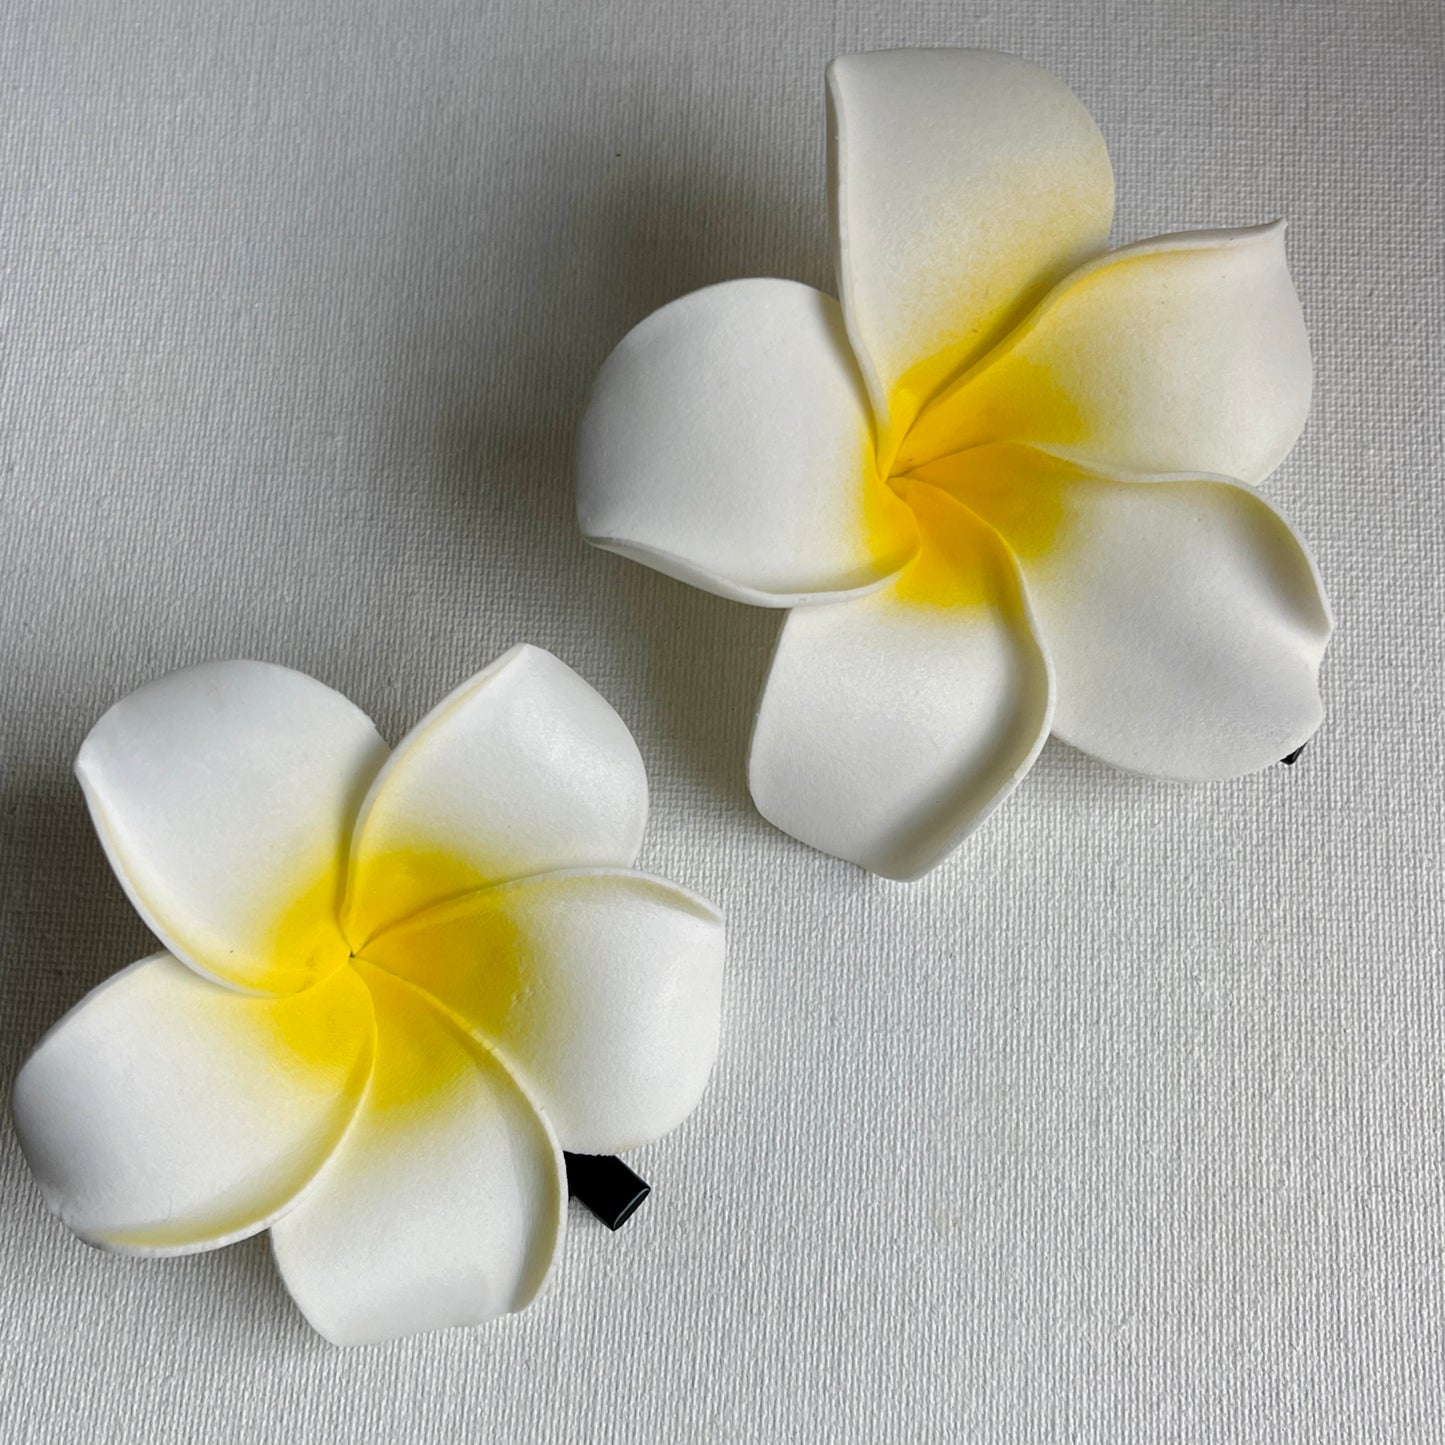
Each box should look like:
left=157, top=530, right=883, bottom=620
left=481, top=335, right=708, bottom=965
left=2, top=1, right=1442, bottom=1440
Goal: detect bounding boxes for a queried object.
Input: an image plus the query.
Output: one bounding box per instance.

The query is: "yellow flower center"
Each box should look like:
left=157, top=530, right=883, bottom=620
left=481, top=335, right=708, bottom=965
left=256, top=848, right=515, bottom=1104
left=860, top=357, right=1087, bottom=607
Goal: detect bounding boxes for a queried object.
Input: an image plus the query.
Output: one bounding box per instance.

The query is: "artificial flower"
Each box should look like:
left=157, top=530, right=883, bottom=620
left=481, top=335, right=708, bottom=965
left=577, top=48, right=1332, bottom=879
left=13, top=647, right=725, bottom=1345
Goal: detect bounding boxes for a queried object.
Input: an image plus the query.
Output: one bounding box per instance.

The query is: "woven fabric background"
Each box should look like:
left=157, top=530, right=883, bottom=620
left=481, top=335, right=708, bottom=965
left=2, top=1, right=1441, bottom=1440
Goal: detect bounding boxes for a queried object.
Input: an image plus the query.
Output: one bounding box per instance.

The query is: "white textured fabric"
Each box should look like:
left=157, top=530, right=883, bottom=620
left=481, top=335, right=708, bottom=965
left=0, top=1, right=1440, bottom=1440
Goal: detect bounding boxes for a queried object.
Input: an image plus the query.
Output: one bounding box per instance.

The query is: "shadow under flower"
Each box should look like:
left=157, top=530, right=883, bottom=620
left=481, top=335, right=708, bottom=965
left=0, top=768, right=156, bottom=1084
left=422, top=136, right=824, bottom=813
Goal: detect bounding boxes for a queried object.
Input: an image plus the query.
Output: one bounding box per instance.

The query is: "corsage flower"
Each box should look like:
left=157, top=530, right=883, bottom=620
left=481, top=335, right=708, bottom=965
left=13, top=647, right=724, bottom=1345
left=577, top=48, right=1332, bottom=879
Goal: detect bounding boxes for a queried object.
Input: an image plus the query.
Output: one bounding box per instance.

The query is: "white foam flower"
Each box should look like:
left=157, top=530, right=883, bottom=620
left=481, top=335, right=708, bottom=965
left=13, top=647, right=724, bottom=1346
left=577, top=48, right=1332, bottom=880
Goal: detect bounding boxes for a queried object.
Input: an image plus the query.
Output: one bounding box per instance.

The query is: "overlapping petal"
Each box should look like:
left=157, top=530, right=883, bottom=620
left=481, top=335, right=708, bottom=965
left=913, top=444, right=1332, bottom=777
left=577, top=278, right=917, bottom=605
left=898, top=225, right=1312, bottom=485
left=573, top=51, right=1328, bottom=879
left=829, top=48, right=1114, bottom=452
left=12, top=953, right=374, bottom=1254
left=359, top=870, right=725, bottom=1155
left=270, top=962, right=564, bottom=1347
left=21, top=645, right=726, bottom=1345
left=76, top=661, right=388, bottom=995
left=343, top=646, right=648, bottom=946
left=748, top=484, right=1053, bottom=879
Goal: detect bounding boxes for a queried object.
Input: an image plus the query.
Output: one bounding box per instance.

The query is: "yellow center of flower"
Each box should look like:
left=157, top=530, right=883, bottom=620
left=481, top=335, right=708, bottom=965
left=254, top=847, right=514, bottom=1097
left=858, top=362, right=1083, bottom=610
left=856, top=246, right=1193, bottom=601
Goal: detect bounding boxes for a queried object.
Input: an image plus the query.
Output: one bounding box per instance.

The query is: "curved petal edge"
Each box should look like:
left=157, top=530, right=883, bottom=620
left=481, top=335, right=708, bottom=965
left=13, top=954, right=375, bottom=1256
left=900, top=223, right=1313, bottom=487
left=577, top=278, right=917, bottom=606
left=829, top=47, right=1115, bottom=453
left=748, top=485, right=1054, bottom=879
left=358, top=868, right=726, bottom=1155
left=74, top=660, right=388, bottom=997
left=270, top=963, right=565, bottom=1346
left=915, top=443, right=1332, bottom=778
left=343, top=645, right=649, bottom=946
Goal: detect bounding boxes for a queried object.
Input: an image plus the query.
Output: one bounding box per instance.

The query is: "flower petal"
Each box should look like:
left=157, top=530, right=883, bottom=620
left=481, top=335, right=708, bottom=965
left=13, top=953, right=374, bottom=1254
left=576, top=278, right=917, bottom=605
left=358, top=870, right=725, bottom=1155
left=829, top=49, right=1114, bottom=453
left=270, top=962, right=564, bottom=1347
left=916, top=444, right=1332, bottom=778
left=748, top=484, right=1053, bottom=879
left=76, top=661, right=388, bottom=995
left=899, top=225, right=1312, bottom=485
left=342, top=647, right=648, bottom=946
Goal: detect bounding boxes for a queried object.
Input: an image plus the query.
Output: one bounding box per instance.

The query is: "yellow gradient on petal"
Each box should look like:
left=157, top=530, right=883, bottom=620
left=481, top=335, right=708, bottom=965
left=831, top=52, right=1114, bottom=458
left=882, top=299, right=1077, bottom=472
left=901, top=444, right=1079, bottom=566
left=896, top=347, right=1088, bottom=474
left=356, top=889, right=527, bottom=1054
left=885, top=346, right=977, bottom=472
left=348, top=960, right=490, bottom=1119
left=859, top=453, right=921, bottom=583
left=889, top=481, right=1028, bottom=612
left=355, top=873, right=724, bottom=1154
left=875, top=240, right=1130, bottom=605
left=254, top=864, right=355, bottom=996
left=99, top=961, right=376, bottom=1252
left=342, top=848, right=493, bottom=953
left=893, top=241, right=1278, bottom=474
left=893, top=249, right=1173, bottom=474
left=104, top=838, right=353, bottom=999
left=261, top=961, right=377, bottom=1085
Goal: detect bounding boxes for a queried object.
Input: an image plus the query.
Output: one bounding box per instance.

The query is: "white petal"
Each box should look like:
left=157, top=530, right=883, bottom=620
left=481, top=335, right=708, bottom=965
left=899, top=225, right=1312, bottom=486
left=342, top=647, right=648, bottom=946
left=829, top=49, right=1114, bottom=452
left=13, top=954, right=374, bottom=1254
left=577, top=278, right=917, bottom=605
left=922, top=445, right=1332, bottom=778
left=748, top=484, right=1053, bottom=879
left=77, top=661, right=388, bottom=995
left=270, top=962, right=564, bottom=1346
left=359, top=870, right=725, bottom=1155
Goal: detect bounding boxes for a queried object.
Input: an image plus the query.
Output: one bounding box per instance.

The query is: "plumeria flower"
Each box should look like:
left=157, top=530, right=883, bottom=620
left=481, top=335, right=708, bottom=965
left=577, top=48, right=1332, bottom=880
left=13, top=647, right=724, bottom=1346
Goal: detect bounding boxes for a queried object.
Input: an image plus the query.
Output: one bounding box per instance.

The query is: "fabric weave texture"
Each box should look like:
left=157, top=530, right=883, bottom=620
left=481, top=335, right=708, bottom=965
left=1, top=0, right=1441, bottom=1440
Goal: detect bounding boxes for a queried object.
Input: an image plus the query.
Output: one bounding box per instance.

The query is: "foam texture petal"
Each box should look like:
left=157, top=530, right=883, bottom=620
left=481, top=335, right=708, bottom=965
left=76, top=661, right=388, bottom=995
left=359, top=869, right=725, bottom=1154
left=899, top=225, right=1312, bottom=485
left=577, top=278, right=916, bottom=605
left=829, top=48, right=1114, bottom=451
left=12, top=953, right=375, bottom=1254
left=343, top=646, right=648, bottom=945
left=748, top=484, right=1053, bottom=879
left=916, top=444, right=1333, bottom=778
left=270, top=962, right=564, bottom=1347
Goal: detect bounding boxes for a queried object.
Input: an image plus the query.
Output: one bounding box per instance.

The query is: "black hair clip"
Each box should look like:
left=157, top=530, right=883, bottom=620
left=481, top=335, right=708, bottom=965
left=563, top=1153, right=651, bottom=1231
